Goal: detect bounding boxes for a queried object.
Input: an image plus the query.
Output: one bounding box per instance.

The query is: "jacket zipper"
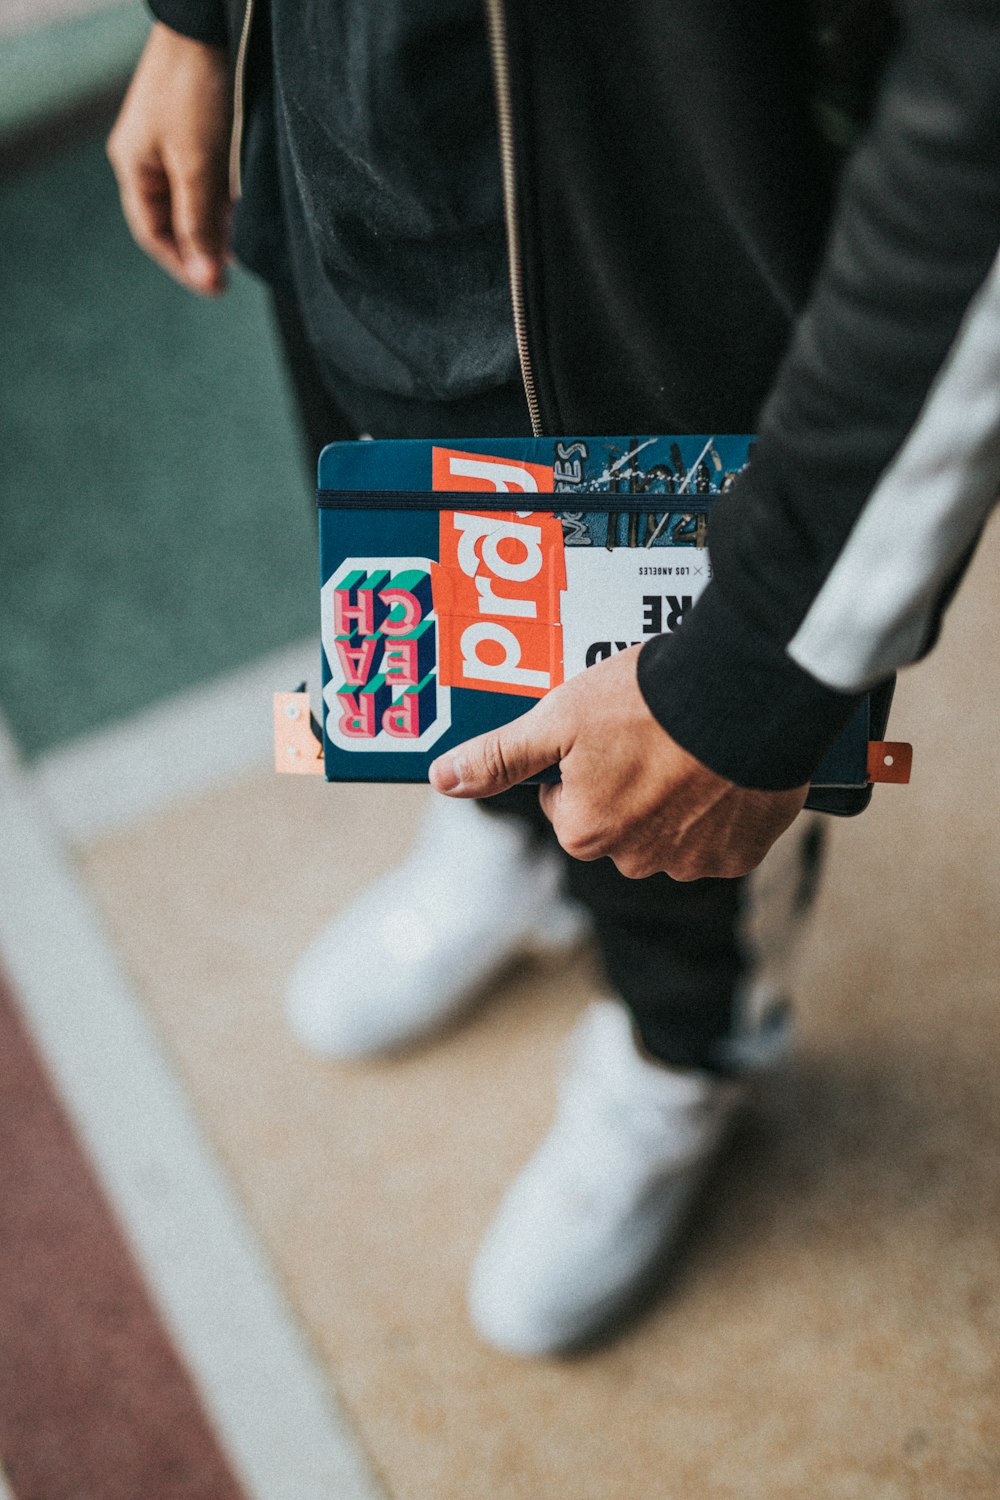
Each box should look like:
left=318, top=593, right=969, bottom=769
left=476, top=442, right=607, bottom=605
left=484, top=0, right=543, bottom=438
left=228, top=0, right=256, bottom=201
left=229, top=0, right=542, bottom=433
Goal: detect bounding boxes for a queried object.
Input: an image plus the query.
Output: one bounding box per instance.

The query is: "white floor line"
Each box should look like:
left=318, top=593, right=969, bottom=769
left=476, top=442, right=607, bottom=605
left=0, top=1461, right=15, bottom=1500
left=0, top=718, right=386, bottom=1500
left=32, top=637, right=319, bottom=844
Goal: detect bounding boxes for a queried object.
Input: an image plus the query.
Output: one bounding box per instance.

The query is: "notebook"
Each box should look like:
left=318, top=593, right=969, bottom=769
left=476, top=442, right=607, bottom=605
left=280, top=435, right=910, bottom=814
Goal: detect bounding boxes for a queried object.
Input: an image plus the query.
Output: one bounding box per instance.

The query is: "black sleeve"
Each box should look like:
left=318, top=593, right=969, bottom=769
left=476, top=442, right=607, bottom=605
left=146, top=0, right=229, bottom=48
left=639, top=0, right=1000, bottom=790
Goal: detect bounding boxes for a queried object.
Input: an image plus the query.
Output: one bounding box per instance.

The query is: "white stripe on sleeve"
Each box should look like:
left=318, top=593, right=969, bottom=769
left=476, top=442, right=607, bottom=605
left=789, top=243, right=1000, bottom=693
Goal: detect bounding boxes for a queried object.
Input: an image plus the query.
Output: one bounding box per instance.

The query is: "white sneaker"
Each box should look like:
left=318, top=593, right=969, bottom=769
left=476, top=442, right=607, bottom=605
left=467, top=999, right=754, bottom=1357
left=285, top=795, right=588, bottom=1058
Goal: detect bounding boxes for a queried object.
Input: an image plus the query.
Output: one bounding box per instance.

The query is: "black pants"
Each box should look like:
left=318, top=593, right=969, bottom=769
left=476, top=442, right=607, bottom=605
left=274, top=298, right=814, bottom=1071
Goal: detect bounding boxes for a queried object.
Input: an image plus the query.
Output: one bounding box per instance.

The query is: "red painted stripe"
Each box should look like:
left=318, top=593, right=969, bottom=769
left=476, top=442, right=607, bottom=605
left=0, top=967, right=250, bottom=1500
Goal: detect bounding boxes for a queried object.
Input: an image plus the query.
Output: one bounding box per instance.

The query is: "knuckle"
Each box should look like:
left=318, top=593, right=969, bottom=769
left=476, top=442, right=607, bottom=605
left=479, top=735, right=511, bottom=786
left=558, top=825, right=600, bottom=862
left=105, top=119, right=132, bottom=162
left=672, top=854, right=733, bottom=882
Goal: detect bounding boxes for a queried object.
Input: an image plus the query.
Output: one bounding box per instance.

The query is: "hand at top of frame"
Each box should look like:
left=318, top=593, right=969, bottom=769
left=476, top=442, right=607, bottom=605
left=428, top=645, right=808, bottom=881
left=107, top=22, right=232, bottom=297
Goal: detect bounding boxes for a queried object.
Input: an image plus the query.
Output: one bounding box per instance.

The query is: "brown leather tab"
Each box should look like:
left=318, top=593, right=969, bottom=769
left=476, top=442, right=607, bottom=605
left=867, top=741, right=912, bottom=784
left=274, top=692, right=324, bottom=775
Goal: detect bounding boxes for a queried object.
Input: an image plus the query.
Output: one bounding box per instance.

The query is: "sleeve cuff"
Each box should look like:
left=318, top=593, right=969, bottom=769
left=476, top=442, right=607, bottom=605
left=147, top=0, right=229, bottom=47
left=636, top=581, right=864, bottom=790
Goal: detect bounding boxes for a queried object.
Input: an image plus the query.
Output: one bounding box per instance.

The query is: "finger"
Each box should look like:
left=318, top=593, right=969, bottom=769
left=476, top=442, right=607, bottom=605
left=429, top=699, right=563, bottom=798
left=536, top=779, right=561, bottom=824
left=609, top=847, right=668, bottom=880
left=116, top=158, right=191, bottom=284
left=168, top=148, right=230, bottom=294
left=535, top=780, right=609, bottom=863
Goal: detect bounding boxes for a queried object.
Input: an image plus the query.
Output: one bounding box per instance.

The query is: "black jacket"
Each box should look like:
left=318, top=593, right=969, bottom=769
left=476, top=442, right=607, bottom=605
left=150, top=0, right=1000, bottom=788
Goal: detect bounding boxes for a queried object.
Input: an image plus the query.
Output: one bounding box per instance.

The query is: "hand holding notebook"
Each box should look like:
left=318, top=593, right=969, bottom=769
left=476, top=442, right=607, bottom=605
left=429, top=642, right=808, bottom=881
left=274, top=433, right=912, bottom=878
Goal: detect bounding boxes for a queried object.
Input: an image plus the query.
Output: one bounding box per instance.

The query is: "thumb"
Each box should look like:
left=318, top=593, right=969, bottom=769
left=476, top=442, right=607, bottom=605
left=429, top=697, right=563, bottom=798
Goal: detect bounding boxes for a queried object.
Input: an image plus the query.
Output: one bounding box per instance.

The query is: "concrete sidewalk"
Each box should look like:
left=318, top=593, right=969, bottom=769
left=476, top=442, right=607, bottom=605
left=3, top=517, right=992, bottom=1499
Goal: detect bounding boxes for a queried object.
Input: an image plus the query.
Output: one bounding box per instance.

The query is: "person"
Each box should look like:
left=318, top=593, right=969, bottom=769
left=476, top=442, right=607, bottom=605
left=108, top=0, right=1000, bottom=1356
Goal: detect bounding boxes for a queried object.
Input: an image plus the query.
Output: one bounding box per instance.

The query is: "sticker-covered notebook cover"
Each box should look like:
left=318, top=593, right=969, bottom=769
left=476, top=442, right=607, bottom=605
left=317, top=435, right=873, bottom=794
